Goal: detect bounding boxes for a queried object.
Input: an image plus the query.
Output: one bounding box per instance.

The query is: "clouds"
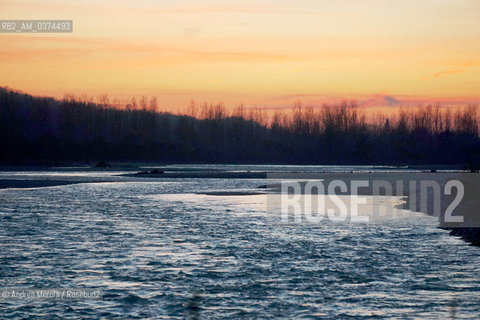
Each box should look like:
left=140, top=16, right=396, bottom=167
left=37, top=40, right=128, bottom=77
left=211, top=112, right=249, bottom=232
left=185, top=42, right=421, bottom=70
left=383, top=95, right=401, bottom=106
left=423, top=61, right=480, bottom=80
left=423, top=70, right=463, bottom=80
left=1, top=0, right=480, bottom=106
left=0, top=36, right=295, bottom=64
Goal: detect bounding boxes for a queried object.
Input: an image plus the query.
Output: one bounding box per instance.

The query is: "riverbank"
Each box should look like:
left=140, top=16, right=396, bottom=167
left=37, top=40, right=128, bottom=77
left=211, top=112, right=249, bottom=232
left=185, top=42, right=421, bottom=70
left=0, top=179, right=98, bottom=189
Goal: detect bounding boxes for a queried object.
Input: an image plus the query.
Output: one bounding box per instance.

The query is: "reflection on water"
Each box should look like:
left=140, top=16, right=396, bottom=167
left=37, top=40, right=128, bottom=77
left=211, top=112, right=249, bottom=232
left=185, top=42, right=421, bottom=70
left=0, top=177, right=479, bottom=319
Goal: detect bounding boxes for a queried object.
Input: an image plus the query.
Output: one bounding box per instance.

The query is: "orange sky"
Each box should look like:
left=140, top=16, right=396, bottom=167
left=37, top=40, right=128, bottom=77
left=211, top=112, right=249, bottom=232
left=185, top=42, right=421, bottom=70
left=1, top=0, right=479, bottom=112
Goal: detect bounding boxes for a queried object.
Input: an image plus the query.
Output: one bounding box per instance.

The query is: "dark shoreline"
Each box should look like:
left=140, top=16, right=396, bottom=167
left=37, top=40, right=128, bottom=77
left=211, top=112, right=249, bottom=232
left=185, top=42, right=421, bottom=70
left=0, top=162, right=472, bottom=171
left=0, top=179, right=87, bottom=189
left=0, top=178, right=117, bottom=189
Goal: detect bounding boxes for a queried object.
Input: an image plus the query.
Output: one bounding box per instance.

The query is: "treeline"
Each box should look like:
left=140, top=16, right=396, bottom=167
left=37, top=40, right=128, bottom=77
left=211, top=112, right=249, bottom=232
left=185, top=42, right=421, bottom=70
left=1, top=87, right=480, bottom=165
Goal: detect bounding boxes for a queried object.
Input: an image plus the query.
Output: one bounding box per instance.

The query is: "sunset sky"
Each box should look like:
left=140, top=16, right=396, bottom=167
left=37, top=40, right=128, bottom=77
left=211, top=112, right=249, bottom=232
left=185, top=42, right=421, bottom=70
left=1, top=0, right=480, bottom=111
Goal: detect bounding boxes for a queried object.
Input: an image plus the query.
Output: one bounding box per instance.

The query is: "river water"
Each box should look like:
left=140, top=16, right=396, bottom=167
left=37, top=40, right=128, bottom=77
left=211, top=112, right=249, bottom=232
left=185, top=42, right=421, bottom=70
left=0, top=166, right=479, bottom=319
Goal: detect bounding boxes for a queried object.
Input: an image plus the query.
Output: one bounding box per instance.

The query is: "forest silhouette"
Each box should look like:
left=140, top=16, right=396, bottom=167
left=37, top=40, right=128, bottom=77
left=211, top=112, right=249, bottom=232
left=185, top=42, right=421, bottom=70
left=1, top=87, right=480, bottom=166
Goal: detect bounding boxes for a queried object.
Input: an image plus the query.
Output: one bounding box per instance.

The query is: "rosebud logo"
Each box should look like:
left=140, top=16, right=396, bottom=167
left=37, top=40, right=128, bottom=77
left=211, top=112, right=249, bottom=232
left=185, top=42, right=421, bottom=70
left=276, top=178, right=465, bottom=224
left=281, top=180, right=370, bottom=223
